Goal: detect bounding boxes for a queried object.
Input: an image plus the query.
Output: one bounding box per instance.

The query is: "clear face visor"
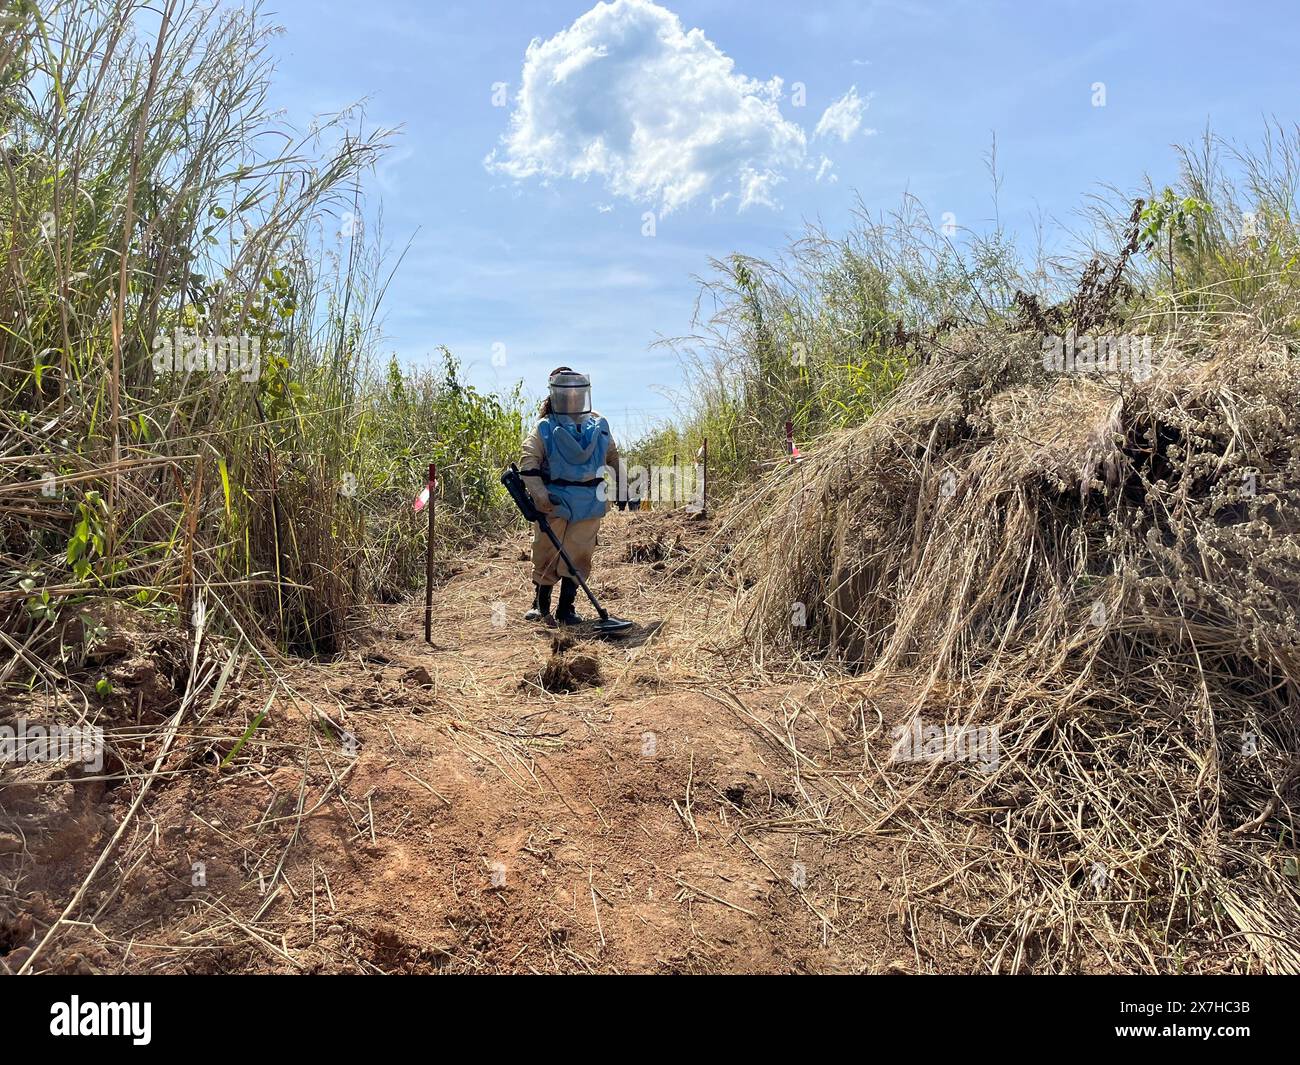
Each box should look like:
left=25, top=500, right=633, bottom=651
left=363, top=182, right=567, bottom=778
left=548, top=373, right=591, bottom=415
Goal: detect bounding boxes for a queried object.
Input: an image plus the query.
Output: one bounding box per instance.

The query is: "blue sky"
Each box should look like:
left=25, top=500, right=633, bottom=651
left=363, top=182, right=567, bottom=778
left=261, top=0, right=1300, bottom=442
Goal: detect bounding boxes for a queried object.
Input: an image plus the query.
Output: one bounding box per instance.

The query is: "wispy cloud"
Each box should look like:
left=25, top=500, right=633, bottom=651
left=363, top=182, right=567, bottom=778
left=814, top=86, right=872, bottom=143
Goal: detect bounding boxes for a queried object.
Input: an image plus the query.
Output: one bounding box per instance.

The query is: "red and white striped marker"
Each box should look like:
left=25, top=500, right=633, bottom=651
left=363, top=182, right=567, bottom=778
left=413, top=464, right=436, bottom=513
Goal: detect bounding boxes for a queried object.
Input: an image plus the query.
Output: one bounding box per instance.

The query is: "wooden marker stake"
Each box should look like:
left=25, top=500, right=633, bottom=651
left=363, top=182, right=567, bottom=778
left=701, top=437, right=708, bottom=518
left=424, top=462, right=436, bottom=644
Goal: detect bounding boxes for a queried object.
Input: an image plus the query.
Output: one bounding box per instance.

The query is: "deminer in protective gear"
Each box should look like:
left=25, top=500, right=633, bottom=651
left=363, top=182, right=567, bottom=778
left=518, top=367, right=619, bottom=625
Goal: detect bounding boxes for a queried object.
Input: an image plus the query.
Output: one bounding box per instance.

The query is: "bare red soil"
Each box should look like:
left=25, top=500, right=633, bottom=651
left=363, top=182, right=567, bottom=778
left=2, top=510, right=967, bottom=974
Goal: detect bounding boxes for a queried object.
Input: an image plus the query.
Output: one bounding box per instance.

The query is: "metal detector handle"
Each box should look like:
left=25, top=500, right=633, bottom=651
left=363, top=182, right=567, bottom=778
left=501, top=463, right=542, bottom=523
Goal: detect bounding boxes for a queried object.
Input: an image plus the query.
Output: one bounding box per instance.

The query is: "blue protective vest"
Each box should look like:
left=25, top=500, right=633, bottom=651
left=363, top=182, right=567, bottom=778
left=539, top=413, right=611, bottom=523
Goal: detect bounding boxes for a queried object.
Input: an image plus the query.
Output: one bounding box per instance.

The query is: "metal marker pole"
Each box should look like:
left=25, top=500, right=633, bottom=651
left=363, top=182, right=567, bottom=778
left=424, top=462, right=436, bottom=644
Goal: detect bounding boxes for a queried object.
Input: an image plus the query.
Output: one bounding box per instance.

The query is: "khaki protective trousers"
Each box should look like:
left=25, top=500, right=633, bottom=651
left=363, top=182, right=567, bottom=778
left=532, top=515, right=601, bottom=585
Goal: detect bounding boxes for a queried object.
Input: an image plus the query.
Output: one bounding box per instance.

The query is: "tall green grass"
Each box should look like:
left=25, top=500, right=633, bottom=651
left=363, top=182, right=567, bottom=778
left=0, top=0, right=525, bottom=665
left=638, top=129, right=1300, bottom=490
left=635, top=191, right=1023, bottom=491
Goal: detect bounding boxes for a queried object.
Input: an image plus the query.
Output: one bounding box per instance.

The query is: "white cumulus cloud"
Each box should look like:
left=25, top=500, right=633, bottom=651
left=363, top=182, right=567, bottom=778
left=487, top=0, right=861, bottom=214
left=814, top=86, right=870, bottom=143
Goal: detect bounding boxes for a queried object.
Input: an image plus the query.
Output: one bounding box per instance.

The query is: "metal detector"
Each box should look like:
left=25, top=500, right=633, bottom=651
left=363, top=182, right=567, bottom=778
left=501, top=464, right=635, bottom=637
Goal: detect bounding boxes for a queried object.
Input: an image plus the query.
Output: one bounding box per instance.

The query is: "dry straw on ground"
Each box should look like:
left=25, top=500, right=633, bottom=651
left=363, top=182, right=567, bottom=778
left=711, top=323, right=1300, bottom=972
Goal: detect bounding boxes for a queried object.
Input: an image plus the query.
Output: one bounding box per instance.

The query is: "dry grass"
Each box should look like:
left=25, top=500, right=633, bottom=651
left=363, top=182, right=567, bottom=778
left=705, top=321, right=1300, bottom=972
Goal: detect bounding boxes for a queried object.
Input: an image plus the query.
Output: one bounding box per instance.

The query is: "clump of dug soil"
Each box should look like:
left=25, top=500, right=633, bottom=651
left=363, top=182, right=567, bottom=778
left=533, top=635, right=602, bottom=693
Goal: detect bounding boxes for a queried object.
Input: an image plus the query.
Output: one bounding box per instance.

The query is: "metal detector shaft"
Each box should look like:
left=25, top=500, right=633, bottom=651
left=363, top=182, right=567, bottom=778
left=535, top=515, right=608, bottom=621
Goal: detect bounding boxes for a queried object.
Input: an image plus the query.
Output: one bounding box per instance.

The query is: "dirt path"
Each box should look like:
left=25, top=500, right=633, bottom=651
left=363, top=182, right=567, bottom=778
left=3, top=510, right=939, bottom=974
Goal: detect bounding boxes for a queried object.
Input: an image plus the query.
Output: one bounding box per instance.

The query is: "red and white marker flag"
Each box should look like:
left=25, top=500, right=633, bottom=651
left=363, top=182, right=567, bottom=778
left=412, top=466, right=436, bottom=513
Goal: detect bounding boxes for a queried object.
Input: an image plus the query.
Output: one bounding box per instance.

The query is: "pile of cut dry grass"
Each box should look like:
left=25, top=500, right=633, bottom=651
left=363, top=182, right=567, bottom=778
left=713, top=323, right=1300, bottom=972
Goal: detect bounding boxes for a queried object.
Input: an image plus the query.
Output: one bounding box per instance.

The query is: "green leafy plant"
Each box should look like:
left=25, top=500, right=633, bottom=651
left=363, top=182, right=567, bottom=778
left=20, top=578, right=56, bottom=623
left=1139, top=186, right=1214, bottom=284
left=66, top=491, right=108, bottom=584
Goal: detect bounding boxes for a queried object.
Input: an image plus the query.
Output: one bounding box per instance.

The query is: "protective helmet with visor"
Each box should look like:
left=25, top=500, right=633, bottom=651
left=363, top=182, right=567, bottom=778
left=548, top=369, right=591, bottom=416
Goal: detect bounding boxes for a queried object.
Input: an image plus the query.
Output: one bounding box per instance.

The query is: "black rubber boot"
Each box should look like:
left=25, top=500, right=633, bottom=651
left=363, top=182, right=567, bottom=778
left=556, top=577, right=584, bottom=626
left=524, top=583, right=553, bottom=622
